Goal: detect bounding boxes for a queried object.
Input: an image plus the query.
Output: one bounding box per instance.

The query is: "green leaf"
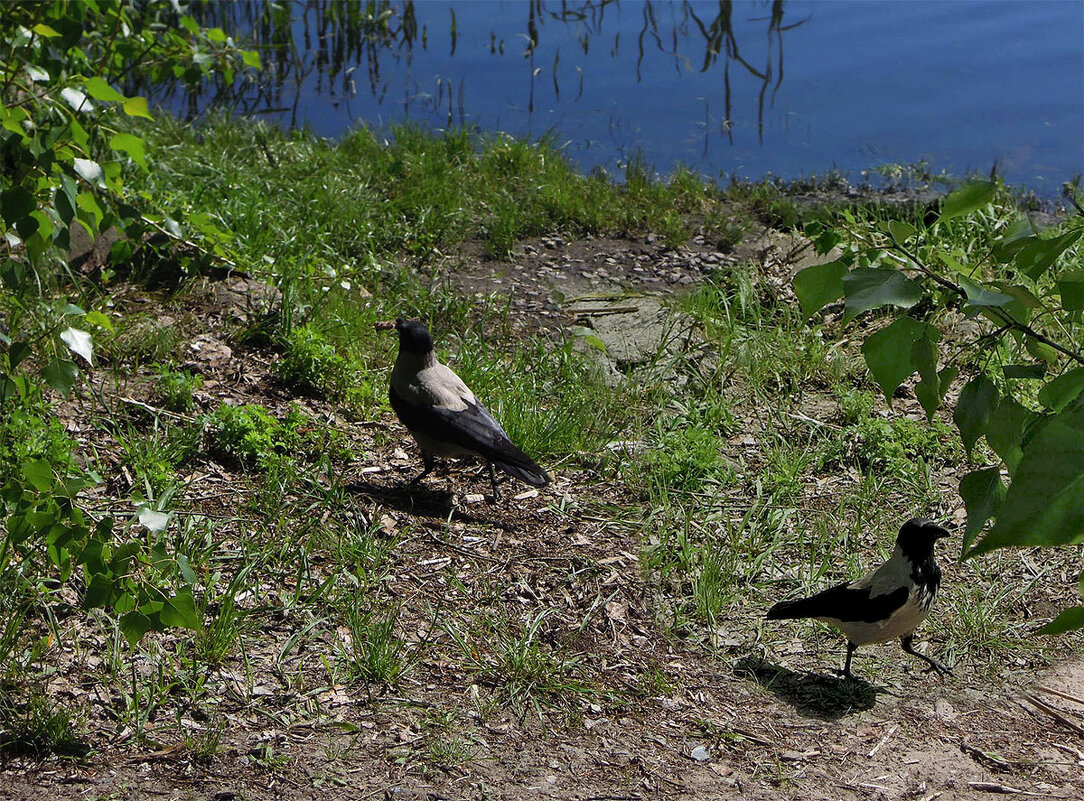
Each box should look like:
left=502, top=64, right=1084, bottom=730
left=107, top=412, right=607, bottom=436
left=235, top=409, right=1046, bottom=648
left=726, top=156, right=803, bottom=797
left=177, top=554, right=197, bottom=586
left=1057, top=270, right=1084, bottom=311
left=85, top=310, right=113, bottom=331
left=793, top=260, right=847, bottom=319
left=73, top=158, right=104, bottom=187
left=161, top=590, right=199, bottom=630
left=84, top=76, right=126, bottom=102
left=953, top=374, right=998, bottom=457
left=1, top=186, right=36, bottom=226
left=860, top=316, right=931, bottom=399
left=915, top=365, right=956, bottom=422
left=42, top=358, right=78, bottom=396
left=76, top=192, right=104, bottom=231
left=938, top=181, right=996, bottom=222
left=1025, top=337, right=1059, bottom=366
left=8, top=340, right=31, bottom=369
left=138, top=507, right=170, bottom=532
left=986, top=396, right=1034, bottom=474
left=109, top=132, right=147, bottom=169
left=0, top=105, right=30, bottom=137
left=843, top=268, right=923, bottom=320
left=992, top=219, right=1037, bottom=263
left=119, top=610, right=153, bottom=646
left=1038, top=367, right=1084, bottom=413
left=242, top=50, right=262, bottom=69
left=1037, top=606, right=1084, bottom=636
left=958, top=466, right=1005, bottom=553
left=60, top=327, right=93, bottom=366
left=911, top=326, right=941, bottom=419
left=570, top=326, right=606, bottom=352
left=55, top=176, right=78, bottom=225
left=60, top=87, right=92, bottom=112
left=32, top=23, right=61, bottom=37
left=958, top=275, right=1013, bottom=309
left=888, top=220, right=916, bottom=244
left=970, top=408, right=1084, bottom=556
left=122, top=96, right=153, bottom=120
left=0, top=260, right=23, bottom=291
left=1002, top=363, right=1046, bottom=380
left=1016, top=229, right=1082, bottom=281
left=82, top=573, right=115, bottom=609
left=22, top=459, right=54, bottom=492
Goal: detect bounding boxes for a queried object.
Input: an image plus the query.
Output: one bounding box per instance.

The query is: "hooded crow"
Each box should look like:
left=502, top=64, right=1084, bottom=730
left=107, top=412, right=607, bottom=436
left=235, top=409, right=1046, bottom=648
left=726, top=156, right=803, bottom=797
left=766, top=518, right=952, bottom=679
left=376, top=318, right=551, bottom=495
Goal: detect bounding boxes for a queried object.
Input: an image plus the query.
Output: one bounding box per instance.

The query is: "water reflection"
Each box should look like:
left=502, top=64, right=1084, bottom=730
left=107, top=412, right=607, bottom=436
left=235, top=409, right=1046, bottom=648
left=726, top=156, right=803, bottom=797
left=133, top=1, right=1082, bottom=191
left=150, top=0, right=805, bottom=147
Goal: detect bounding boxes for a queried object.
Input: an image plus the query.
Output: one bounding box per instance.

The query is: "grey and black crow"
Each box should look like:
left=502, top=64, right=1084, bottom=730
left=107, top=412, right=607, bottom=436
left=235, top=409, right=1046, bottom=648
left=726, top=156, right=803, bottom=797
left=766, top=518, right=952, bottom=679
left=376, top=318, right=551, bottom=495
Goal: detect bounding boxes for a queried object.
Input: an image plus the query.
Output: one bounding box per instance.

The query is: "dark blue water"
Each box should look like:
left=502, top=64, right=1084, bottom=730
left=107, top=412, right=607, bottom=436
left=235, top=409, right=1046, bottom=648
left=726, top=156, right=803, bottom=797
left=204, top=1, right=1084, bottom=193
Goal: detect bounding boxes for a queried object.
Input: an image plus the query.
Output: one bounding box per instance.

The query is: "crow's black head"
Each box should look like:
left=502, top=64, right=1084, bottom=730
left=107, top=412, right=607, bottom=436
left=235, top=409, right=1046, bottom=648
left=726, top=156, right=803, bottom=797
left=394, top=318, right=435, bottom=354
left=897, top=517, right=951, bottom=559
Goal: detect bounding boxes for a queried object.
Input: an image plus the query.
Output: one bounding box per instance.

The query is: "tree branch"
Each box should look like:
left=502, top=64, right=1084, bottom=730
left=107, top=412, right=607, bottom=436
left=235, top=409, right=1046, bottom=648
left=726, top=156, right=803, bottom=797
left=889, top=241, right=1084, bottom=367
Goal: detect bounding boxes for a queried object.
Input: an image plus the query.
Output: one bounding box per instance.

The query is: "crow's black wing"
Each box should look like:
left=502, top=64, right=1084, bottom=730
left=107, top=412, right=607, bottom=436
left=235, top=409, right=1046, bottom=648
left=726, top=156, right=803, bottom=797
left=767, top=581, right=909, bottom=624
left=390, top=386, right=550, bottom=486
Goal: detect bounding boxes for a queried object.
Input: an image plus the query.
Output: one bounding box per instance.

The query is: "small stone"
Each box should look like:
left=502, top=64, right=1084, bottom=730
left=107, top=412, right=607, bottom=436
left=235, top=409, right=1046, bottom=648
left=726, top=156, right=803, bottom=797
left=690, top=745, right=711, bottom=763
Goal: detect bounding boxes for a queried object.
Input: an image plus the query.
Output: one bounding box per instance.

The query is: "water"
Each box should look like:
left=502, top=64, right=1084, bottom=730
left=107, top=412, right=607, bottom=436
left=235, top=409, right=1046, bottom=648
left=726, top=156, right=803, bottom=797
left=176, top=0, right=1084, bottom=194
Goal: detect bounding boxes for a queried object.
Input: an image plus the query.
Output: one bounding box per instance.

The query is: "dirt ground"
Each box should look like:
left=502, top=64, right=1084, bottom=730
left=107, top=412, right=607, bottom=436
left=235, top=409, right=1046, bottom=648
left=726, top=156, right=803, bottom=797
left=3, top=226, right=1083, bottom=801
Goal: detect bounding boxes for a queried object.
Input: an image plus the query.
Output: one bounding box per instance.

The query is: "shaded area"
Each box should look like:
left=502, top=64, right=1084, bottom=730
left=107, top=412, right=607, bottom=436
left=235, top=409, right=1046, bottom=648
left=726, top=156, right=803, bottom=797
left=734, top=655, right=878, bottom=719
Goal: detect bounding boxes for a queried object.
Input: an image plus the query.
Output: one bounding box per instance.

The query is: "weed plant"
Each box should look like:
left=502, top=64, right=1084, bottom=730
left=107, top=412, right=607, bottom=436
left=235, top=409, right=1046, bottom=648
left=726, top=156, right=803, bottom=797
left=153, top=365, right=202, bottom=413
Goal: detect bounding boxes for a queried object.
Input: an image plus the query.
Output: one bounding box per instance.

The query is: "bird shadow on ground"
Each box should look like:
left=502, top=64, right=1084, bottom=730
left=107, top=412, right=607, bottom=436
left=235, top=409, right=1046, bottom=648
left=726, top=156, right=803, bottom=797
left=734, top=655, right=879, bottom=720
left=345, top=479, right=511, bottom=528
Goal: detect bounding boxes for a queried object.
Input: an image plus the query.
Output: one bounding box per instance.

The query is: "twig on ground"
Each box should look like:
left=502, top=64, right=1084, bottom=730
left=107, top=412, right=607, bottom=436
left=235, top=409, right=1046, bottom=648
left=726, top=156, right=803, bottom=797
left=1035, top=685, right=1084, bottom=707
left=867, top=724, right=898, bottom=758
left=1022, top=693, right=1084, bottom=738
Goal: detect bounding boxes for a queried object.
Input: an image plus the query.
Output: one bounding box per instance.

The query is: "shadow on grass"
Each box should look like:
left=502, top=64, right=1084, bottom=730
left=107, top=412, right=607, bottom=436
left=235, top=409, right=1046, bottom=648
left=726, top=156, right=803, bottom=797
left=734, top=655, right=878, bottom=719
left=346, top=476, right=518, bottom=529
left=346, top=478, right=456, bottom=517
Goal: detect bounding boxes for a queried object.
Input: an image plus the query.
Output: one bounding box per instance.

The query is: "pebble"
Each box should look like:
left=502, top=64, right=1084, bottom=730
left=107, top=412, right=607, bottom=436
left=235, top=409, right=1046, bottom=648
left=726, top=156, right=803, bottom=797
left=690, top=745, right=712, bottom=762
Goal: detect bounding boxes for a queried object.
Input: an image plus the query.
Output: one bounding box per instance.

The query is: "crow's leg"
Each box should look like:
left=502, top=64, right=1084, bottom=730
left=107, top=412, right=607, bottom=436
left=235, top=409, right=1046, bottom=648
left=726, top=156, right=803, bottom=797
left=901, top=634, right=952, bottom=676
left=409, top=452, right=436, bottom=485
left=833, top=641, right=858, bottom=679
left=488, top=462, right=501, bottom=499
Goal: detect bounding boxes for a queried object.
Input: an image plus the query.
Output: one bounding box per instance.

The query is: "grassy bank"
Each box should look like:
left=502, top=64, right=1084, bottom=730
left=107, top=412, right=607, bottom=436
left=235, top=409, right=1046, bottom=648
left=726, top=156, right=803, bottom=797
left=2, top=114, right=1081, bottom=767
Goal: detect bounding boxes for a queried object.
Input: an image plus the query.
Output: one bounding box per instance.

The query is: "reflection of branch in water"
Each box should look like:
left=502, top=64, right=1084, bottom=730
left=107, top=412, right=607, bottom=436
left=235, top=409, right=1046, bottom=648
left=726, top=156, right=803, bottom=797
left=142, top=0, right=421, bottom=121
left=138, top=0, right=806, bottom=154
left=679, top=0, right=807, bottom=145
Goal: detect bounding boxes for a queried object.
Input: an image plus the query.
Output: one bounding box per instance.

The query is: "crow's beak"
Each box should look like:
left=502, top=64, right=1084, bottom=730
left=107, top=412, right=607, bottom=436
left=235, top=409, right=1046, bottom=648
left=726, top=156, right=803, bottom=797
left=933, top=526, right=952, bottom=540
left=374, top=320, right=396, bottom=331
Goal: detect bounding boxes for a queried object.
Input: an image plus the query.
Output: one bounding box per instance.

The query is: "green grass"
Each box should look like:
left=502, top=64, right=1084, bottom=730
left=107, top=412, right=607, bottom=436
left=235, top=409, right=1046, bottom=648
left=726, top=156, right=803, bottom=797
left=153, top=364, right=202, bottom=413
left=336, top=601, right=411, bottom=689
left=0, top=690, right=87, bottom=757
left=446, top=610, right=597, bottom=716
left=126, top=117, right=742, bottom=271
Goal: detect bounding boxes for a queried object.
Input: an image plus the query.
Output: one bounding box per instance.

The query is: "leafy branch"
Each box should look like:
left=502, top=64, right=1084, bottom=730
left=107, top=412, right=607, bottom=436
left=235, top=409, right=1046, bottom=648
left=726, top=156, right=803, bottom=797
left=796, top=180, right=1084, bottom=631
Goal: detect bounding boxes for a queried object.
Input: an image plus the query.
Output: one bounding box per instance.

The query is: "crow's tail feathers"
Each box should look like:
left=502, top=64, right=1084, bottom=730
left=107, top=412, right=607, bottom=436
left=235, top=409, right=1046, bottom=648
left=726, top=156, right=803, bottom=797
left=490, top=446, right=551, bottom=488
left=766, top=597, right=815, bottom=620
